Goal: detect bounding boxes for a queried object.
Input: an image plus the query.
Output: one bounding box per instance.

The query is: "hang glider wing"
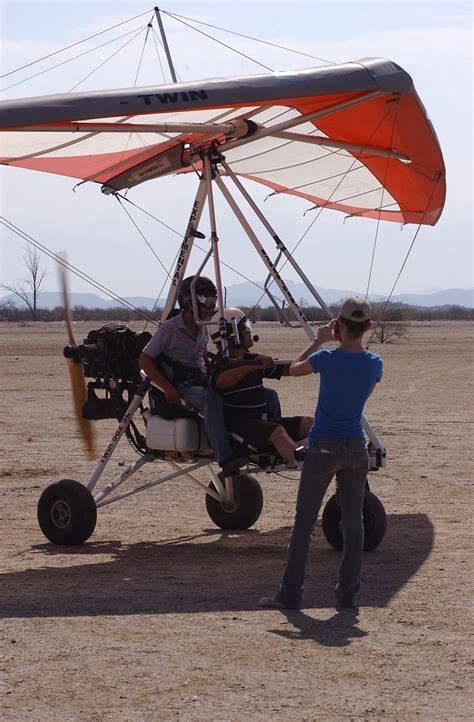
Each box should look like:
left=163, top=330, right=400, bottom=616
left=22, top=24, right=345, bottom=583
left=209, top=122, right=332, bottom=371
left=0, top=58, right=445, bottom=224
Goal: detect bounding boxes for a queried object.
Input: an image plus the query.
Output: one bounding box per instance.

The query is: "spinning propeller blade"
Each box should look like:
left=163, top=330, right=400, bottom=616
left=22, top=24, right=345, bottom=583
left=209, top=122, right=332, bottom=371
left=58, top=258, right=96, bottom=460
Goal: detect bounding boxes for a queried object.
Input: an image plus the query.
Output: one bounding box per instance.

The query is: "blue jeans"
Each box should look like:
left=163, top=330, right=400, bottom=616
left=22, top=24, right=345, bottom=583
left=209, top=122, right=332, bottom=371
left=278, top=437, right=369, bottom=606
left=178, top=384, right=235, bottom=465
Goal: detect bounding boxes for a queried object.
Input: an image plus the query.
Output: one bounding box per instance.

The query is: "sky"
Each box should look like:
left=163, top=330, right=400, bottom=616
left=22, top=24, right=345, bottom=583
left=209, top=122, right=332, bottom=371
left=0, top=0, right=472, bottom=303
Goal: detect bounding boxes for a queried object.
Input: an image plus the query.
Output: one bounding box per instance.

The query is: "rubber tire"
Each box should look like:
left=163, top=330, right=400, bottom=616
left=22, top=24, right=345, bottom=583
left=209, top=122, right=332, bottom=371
left=37, top=479, right=97, bottom=545
left=206, top=473, right=263, bottom=530
left=322, top=490, right=387, bottom=552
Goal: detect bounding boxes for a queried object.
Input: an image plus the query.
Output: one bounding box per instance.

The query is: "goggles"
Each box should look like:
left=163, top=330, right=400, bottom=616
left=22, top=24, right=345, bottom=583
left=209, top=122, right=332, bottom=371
left=197, top=294, right=217, bottom=311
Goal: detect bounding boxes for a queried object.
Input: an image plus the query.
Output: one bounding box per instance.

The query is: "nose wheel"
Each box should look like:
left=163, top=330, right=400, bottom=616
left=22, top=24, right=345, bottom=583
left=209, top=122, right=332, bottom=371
left=206, top=473, right=263, bottom=530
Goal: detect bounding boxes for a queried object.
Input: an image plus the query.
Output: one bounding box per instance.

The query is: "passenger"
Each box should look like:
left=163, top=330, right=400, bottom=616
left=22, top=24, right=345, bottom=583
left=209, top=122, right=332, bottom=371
left=139, top=277, right=246, bottom=477
left=208, top=309, right=312, bottom=464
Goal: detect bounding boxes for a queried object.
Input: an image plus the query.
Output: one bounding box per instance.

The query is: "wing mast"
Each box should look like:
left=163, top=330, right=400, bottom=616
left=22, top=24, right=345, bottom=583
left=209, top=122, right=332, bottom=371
left=154, top=7, right=201, bottom=319
left=152, top=7, right=230, bottom=340
left=154, top=6, right=178, bottom=83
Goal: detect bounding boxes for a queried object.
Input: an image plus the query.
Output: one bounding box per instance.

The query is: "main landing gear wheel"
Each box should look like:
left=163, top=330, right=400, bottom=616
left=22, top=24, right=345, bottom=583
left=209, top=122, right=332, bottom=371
left=206, top=473, right=263, bottom=530
left=37, top=479, right=97, bottom=545
left=322, top=490, right=387, bottom=552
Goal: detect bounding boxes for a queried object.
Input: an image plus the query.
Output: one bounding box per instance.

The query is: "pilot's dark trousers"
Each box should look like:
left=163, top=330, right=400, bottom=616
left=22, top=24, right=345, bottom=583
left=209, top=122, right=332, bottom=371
left=277, top=438, right=369, bottom=606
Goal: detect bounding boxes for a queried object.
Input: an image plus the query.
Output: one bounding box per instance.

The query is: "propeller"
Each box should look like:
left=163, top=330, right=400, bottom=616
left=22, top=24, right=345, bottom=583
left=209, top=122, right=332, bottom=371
left=58, top=257, right=96, bottom=460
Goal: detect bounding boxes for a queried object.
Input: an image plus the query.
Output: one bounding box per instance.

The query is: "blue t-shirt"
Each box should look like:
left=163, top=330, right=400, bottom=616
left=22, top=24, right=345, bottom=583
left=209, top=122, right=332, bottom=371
left=308, top=347, right=383, bottom=441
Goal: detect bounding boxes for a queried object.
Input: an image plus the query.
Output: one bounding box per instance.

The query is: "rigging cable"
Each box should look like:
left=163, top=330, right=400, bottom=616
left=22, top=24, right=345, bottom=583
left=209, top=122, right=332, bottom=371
left=1, top=217, right=157, bottom=323
left=114, top=195, right=173, bottom=279
left=2, top=25, right=147, bottom=93
left=363, top=175, right=443, bottom=349
left=0, top=216, right=216, bottom=355
left=241, top=101, right=399, bottom=317
left=114, top=194, right=180, bottom=335
left=159, top=10, right=273, bottom=72
left=151, top=28, right=168, bottom=84
left=110, top=16, right=161, bottom=165
left=68, top=26, right=146, bottom=93
left=151, top=28, right=182, bottom=83
left=132, top=18, right=155, bottom=88
left=381, top=175, right=442, bottom=317
left=162, top=9, right=336, bottom=65
left=114, top=192, right=292, bottom=307
left=0, top=9, right=152, bottom=80
left=365, top=102, right=400, bottom=299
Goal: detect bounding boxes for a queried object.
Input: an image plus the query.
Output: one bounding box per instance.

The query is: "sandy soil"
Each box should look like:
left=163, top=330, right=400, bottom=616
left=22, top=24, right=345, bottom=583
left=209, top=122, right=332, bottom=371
left=0, top=320, right=472, bottom=721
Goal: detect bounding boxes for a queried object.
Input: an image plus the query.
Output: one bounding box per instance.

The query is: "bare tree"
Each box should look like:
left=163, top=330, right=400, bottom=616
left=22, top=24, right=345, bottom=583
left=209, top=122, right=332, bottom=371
left=371, top=301, right=409, bottom=343
left=1, top=246, right=46, bottom=321
left=0, top=299, right=19, bottom=322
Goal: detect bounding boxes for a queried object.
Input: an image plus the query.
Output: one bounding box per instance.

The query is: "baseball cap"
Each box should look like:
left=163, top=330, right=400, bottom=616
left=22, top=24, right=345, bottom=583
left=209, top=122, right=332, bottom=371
left=339, top=296, right=372, bottom=322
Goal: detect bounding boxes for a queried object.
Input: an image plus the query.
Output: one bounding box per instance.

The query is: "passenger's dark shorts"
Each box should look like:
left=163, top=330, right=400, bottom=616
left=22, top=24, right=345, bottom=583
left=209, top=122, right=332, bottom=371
left=228, top=416, right=304, bottom=450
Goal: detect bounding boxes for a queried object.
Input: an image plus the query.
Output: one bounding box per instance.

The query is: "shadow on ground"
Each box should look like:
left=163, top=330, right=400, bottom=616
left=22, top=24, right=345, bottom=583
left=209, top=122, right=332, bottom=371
left=268, top=607, right=368, bottom=648
left=1, top=513, right=433, bottom=618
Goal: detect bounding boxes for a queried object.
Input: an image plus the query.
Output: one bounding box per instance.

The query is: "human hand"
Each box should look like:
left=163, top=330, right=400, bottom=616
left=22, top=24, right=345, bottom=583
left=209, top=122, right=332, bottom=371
left=255, top=354, right=274, bottom=368
left=316, top=319, right=337, bottom=344
left=163, top=384, right=181, bottom=406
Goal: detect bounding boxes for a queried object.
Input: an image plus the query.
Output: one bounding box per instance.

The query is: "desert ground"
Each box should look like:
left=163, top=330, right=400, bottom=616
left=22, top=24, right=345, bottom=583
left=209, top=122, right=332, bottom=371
left=0, top=320, right=472, bottom=721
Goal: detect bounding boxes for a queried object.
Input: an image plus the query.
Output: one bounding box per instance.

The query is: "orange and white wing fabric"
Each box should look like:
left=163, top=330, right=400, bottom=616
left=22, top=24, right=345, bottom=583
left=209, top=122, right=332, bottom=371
left=0, top=58, right=445, bottom=225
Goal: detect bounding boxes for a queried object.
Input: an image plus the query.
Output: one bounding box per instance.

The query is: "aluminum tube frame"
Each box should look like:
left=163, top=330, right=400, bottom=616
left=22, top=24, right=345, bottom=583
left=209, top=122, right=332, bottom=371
left=217, top=166, right=386, bottom=457
left=271, top=131, right=409, bottom=161
left=166, top=460, right=223, bottom=502
left=201, top=154, right=229, bottom=353
left=207, top=465, right=226, bottom=498
left=262, top=279, right=295, bottom=325
left=162, top=176, right=208, bottom=320
left=154, top=6, right=178, bottom=83
left=96, top=458, right=213, bottom=508
left=212, top=91, right=386, bottom=157
left=86, top=381, right=149, bottom=493
left=94, top=454, right=151, bottom=505
left=214, top=173, right=315, bottom=338
left=15, top=121, right=250, bottom=135
left=222, top=159, right=332, bottom=316
left=203, top=155, right=226, bottom=318
left=190, top=247, right=214, bottom=324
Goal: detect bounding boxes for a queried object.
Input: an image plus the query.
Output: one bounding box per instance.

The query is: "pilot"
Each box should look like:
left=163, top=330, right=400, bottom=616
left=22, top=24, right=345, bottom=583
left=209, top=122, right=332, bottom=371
left=139, top=276, right=246, bottom=477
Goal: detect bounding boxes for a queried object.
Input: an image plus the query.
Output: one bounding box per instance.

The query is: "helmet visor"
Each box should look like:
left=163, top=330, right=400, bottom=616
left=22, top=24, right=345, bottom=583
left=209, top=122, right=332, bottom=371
left=197, top=293, right=217, bottom=311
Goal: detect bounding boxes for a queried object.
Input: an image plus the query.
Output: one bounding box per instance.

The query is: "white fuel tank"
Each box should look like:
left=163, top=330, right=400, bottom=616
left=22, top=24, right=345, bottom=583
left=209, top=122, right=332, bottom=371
left=146, top=415, right=211, bottom=453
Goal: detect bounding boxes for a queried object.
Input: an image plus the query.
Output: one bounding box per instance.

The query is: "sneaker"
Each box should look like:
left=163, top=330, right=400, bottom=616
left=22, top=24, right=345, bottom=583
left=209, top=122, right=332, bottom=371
left=258, top=595, right=300, bottom=610
left=220, top=456, right=247, bottom=477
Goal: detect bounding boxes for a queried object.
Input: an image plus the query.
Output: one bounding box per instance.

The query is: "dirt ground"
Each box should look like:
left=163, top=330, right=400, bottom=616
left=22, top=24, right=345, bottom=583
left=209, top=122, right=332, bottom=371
left=0, top=320, right=472, bottom=721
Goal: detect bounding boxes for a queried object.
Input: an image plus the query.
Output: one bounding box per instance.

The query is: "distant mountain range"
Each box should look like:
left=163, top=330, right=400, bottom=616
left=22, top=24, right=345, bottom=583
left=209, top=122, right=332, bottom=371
left=1, top=282, right=473, bottom=310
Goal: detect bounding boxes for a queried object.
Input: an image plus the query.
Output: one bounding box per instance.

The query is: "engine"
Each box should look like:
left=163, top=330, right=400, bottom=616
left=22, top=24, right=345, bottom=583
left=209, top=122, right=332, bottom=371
left=64, top=324, right=151, bottom=421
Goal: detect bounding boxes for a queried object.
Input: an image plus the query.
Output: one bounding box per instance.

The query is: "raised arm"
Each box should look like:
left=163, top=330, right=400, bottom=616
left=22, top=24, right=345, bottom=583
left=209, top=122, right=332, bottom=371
left=289, top=320, right=336, bottom=376
left=213, top=355, right=273, bottom=389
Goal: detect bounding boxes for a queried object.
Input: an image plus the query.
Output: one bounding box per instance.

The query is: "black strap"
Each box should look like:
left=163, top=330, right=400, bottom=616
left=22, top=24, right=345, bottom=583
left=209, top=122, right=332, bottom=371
left=158, top=353, right=207, bottom=387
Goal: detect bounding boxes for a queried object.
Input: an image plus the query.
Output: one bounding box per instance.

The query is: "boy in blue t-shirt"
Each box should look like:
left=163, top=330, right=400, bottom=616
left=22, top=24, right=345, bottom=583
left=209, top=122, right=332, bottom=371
left=259, top=296, right=383, bottom=610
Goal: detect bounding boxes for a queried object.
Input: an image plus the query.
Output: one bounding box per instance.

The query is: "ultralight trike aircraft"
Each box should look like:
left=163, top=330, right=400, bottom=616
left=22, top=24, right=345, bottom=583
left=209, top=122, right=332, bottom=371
left=0, top=7, right=446, bottom=549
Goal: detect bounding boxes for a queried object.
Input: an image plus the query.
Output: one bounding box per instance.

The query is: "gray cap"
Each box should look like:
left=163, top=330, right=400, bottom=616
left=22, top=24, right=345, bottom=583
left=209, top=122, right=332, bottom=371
left=339, top=296, right=372, bottom=322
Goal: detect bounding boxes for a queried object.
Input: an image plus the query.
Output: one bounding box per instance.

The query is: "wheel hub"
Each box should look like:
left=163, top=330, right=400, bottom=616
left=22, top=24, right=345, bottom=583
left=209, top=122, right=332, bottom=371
left=50, top=499, right=72, bottom=529
left=220, top=490, right=239, bottom=513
